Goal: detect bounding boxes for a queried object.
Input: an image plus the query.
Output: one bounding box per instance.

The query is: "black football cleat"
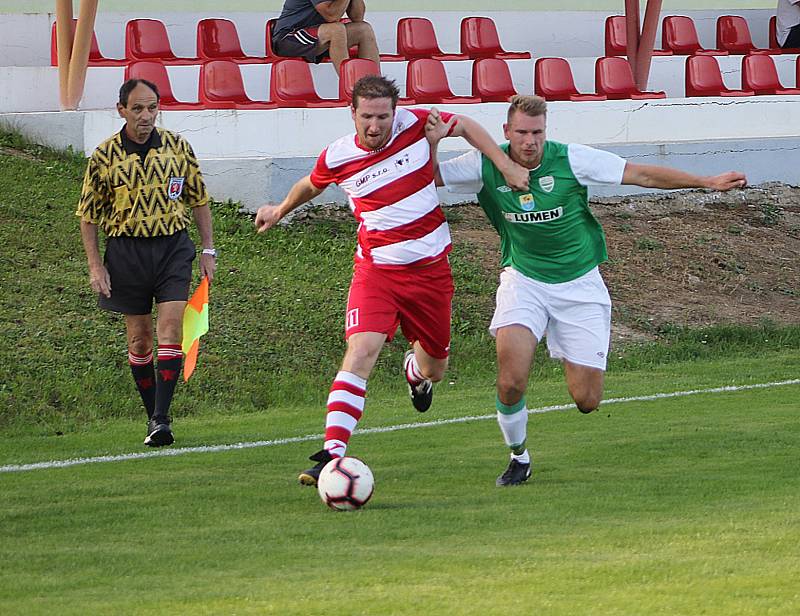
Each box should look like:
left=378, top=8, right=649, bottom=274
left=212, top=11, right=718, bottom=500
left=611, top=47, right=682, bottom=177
left=403, top=350, right=433, bottom=413
left=496, top=458, right=531, bottom=486
left=298, top=449, right=334, bottom=486
left=144, top=417, right=174, bottom=447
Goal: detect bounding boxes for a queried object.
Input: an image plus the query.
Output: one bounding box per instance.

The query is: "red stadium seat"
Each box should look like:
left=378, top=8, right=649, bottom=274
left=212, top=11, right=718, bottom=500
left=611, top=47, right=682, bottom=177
left=50, top=20, right=126, bottom=66
left=199, top=60, right=277, bottom=109
left=661, top=16, right=728, bottom=56
left=197, top=18, right=270, bottom=63
left=769, top=15, right=800, bottom=53
left=685, top=55, right=754, bottom=97
left=604, top=16, right=672, bottom=56
left=460, top=17, right=530, bottom=60
left=126, top=19, right=200, bottom=65
left=339, top=59, right=415, bottom=104
left=125, top=61, right=204, bottom=110
left=471, top=58, right=518, bottom=102
left=406, top=58, right=480, bottom=104
left=595, top=56, right=666, bottom=99
left=269, top=59, right=346, bottom=107
left=396, top=18, right=468, bottom=61
left=716, top=15, right=779, bottom=55
left=742, top=54, right=800, bottom=95
left=534, top=57, right=607, bottom=101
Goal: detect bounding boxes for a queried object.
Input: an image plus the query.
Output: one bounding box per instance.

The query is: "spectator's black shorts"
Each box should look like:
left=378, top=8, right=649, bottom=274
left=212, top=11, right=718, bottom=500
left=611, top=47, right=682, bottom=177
left=100, top=230, right=195, bottom=315
left=273, top=27, right=329, bottom=63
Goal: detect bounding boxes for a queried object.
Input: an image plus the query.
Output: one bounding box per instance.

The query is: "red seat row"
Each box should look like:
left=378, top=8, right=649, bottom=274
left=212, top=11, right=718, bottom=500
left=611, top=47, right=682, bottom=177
left=52, top=16, right=529, bottom=67
left=686, top=54, right=800, bottom=96
left=131, top=52, right=800, bottom=111
left=606, top=14, right=799, bottom=57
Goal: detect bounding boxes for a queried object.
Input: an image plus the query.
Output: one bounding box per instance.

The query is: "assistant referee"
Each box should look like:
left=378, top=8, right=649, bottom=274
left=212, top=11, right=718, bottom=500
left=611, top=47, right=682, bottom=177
left=77, top=78, right=216, bottom=447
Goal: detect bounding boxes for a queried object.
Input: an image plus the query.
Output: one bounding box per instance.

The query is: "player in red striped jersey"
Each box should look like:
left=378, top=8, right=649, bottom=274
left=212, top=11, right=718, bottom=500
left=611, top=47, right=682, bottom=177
left=255, top=75, right=528, bottom=486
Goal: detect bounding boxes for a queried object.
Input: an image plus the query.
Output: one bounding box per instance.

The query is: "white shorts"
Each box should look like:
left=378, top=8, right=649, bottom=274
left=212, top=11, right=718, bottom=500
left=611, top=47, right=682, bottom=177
left=489, top=266, right=612, bottom=370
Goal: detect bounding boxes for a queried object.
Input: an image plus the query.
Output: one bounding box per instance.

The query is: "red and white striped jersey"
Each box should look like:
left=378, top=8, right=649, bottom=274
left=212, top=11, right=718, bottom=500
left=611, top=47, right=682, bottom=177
left=310, top=107, right=454, bottom=268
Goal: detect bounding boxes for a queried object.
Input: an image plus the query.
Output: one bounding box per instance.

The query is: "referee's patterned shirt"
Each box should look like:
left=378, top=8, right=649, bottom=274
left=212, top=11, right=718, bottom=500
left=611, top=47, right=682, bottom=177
left=76, top=127, right=209, bottom=237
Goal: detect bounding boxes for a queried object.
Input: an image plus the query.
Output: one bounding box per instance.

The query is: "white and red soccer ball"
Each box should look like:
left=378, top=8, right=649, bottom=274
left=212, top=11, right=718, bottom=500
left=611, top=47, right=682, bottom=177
left=317, top=456, right=375, bottom=511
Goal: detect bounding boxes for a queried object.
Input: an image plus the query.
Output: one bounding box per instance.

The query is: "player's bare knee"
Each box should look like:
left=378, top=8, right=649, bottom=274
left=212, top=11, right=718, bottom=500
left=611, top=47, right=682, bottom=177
left=575, top=394, right=601, bottom=414
left=322, top=22, right=347, bottom=43
left=127, top=334, right=152, bottom=356
left=497, top=377, right=526, bottom=405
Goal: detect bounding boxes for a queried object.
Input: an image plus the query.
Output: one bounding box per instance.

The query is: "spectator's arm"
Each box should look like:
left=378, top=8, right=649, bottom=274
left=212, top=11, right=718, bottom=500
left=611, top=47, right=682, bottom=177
left=314, top=0, right=351, bottom=23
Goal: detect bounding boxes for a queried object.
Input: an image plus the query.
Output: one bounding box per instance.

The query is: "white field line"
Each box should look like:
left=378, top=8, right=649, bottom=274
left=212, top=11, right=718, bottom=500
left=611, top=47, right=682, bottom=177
left=1, top=379, right=798, bottom=474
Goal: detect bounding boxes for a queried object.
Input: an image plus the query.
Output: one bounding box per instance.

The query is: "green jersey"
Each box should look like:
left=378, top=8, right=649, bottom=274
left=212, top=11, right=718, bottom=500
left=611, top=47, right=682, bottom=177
left=440, top=141, right=626, bottom=283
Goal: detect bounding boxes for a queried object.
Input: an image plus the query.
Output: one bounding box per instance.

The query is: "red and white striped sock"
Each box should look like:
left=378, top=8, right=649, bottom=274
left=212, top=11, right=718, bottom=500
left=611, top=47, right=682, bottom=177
left=324, top=371, right=367, bottom=458
left=405, top=352, right=425, bottom=386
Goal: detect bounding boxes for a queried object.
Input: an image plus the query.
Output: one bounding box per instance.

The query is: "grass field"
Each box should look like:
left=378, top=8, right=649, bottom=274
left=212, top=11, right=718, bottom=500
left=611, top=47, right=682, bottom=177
left=2, top=353, right=799, bottom=615
left=2, top=127, right=799, bottom=613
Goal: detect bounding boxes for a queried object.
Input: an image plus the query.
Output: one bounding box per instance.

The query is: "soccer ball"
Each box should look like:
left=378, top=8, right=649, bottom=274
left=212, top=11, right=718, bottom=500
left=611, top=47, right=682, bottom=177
left=317, top=456, right=375, bottom=511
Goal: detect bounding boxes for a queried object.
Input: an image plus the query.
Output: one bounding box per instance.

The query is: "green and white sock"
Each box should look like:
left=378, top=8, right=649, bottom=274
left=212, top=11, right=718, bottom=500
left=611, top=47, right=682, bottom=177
left=496, top=396, right=529, bottom=464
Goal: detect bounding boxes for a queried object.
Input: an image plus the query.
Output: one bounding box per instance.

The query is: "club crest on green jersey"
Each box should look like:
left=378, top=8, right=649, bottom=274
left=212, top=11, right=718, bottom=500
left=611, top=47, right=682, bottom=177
left=538, top=175, right=555, bottom=193
left=519, top=193, right=535, bottom=211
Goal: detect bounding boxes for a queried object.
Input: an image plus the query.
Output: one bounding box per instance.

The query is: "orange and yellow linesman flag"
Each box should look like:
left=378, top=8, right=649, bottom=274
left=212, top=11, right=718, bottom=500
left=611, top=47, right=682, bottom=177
left=182, top=276, right=209, bottom=381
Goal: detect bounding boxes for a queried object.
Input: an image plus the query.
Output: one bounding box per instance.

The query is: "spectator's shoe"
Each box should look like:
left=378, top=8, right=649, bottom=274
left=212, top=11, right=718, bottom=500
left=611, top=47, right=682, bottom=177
left=298, top=449, right=334, bottom=486
left=403, top=350, right=433, bottom=413
left=144, top=417, right=174, bottom=447
left=496, top=459, right=531, bottom=486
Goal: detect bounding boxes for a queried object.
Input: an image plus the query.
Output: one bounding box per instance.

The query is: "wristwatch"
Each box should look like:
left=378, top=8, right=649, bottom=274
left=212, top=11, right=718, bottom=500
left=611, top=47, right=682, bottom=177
left=201, top=248, right=218, bottom=258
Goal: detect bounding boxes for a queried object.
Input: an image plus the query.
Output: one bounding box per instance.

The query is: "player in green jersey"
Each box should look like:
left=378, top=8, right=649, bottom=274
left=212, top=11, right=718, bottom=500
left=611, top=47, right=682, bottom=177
left=426, top=95, right=747, bottom=486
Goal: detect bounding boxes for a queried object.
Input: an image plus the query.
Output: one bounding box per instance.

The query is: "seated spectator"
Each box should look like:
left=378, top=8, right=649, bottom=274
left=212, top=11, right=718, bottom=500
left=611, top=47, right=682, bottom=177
left=272, top=0, right=381, bottom=75
left=776, top=0, right=800, bottom=48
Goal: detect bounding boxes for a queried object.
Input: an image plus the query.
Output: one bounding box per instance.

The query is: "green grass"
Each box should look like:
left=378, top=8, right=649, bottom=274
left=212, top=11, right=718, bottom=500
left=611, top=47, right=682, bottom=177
left=2, top=127, right=799, bottom=433
left=1, top=128, right=799, bottom=614
left=1, top=373, right=798, bottom=615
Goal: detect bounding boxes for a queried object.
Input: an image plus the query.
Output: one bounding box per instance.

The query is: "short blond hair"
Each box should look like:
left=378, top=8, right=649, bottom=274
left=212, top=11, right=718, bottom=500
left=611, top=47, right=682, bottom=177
left=507, top=95, right=547, bottom=123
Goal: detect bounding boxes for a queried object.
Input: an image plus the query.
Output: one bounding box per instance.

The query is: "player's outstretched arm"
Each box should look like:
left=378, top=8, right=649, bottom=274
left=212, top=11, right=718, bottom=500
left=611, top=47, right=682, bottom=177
left=255, top=175, right=324, bottom=233
left=425, top=108, right=529, bottom=192
left=622, top=163, right=747, bottom=191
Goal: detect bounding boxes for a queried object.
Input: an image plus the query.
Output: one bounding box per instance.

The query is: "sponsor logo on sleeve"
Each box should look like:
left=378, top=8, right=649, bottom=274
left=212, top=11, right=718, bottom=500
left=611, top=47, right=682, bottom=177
left=168, top=177, right=185, bottom=200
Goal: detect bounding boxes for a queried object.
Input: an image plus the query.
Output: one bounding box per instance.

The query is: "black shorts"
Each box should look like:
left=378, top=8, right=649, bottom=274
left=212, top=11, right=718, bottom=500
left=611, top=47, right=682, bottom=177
left=273, top=27, right=329, bottom=63
left=100, top=230, right=195, bottom=315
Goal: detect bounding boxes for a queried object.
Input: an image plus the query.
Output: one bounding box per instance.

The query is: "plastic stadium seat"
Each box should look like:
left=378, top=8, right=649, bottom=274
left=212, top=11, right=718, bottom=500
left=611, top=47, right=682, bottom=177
left=50, top=20, right=126, bottom=66
left=471, top=58, right=518, bottom=102
left=742, top=54, right=800, bottom=95
left=126, top=19, right=200, bottom=65
left=406, top=58, right=480, bottom=104
left=769, top=15, right=800, bottom=53
left=339, top=59, right=415, bottom=105
left=685, top=55, right=754, bottom=97
left=396, top=18, right=469, bottom=61
left=125, top=61, right=204, bottom=110
left=199, top=60, right=277, bottom=109
left=605, top=16, right=672, bottom=57
left=269, top=59, right=346, bottom=107
left=716, top=15, right=779, bottom=55
left=197, top=18, right=270, bottom=63
left=460, top=17, right=530, bottom=60
left=661, top=16, right=728, bottom=56
left=534, top=57, right=607, bottom=101
left=595, top=56, right=666, bottom=99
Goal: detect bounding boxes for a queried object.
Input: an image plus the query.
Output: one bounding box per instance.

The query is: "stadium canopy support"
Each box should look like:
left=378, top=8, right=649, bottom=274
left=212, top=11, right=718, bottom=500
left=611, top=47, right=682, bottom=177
left=55, top=0, right=98, bottom=110
left=625, top=0, right=662, bottom=90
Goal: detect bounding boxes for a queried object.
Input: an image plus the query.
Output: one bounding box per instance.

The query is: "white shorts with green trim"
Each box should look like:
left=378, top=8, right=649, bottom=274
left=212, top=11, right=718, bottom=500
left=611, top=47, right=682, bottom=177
left=489, top=266, right=612, bottom=370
